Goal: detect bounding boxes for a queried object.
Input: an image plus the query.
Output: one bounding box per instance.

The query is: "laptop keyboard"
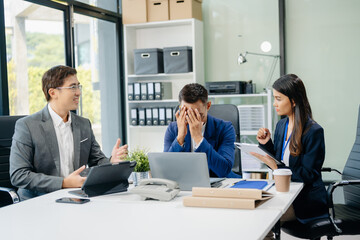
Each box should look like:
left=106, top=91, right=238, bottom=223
left=210, top=178, right=225, bottom=188
left=211, top=181, right=223, bottom=188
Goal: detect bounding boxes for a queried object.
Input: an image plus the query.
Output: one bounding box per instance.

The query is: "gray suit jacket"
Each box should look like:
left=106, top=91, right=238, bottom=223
left=10, top=105, right=109, bottom=200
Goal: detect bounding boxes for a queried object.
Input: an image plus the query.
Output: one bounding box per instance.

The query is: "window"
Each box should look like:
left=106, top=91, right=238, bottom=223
left=72, top=10, right=123, bottom=153
left=1, top=0, right=125, bottom=151
left=4, top=0, right=66, bottom=115
left=76, top=0, right=119, bottom=13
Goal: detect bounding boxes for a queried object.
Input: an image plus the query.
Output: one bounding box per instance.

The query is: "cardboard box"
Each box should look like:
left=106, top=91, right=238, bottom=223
left=122, top=0, right=147, bottom=24
left=169, top=0, right=202, bottom=21
left=147, top=0, right=169, bottom=22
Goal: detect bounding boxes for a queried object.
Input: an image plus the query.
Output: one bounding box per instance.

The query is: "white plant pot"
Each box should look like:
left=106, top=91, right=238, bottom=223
left=133, top=171, right=149, bottom=186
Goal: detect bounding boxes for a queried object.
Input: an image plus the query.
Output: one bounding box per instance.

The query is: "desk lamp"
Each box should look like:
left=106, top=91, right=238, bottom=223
left=237, top=51, right=280, bottom=89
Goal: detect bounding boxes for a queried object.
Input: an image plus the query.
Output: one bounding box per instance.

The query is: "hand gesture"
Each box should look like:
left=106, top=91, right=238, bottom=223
left=111, top=138, right=128, bottom=163
left=250, top=152, right=278, bottom=170
left=186, top=108, right=203, bottom=145
left=62, top=165, right=86, bottom=188
left=175, top=106, right=188, bottom=145
left=256, top=128, right=271, bottom=145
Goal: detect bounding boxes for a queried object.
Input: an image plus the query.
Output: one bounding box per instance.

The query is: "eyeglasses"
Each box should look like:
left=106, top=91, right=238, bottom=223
left=56, top=85, right=82, bottom=92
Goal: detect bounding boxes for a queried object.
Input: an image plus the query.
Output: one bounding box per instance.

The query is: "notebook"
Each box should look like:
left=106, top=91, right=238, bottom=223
left=69, top=161, right=136, bottom=197
left=148, top=152, right=225, bottom=191
left=231, top=180, right=268, bottom=190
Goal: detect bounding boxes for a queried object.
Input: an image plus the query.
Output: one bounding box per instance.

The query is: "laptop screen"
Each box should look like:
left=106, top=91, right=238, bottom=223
left=148, top=152, right=211, bottom=191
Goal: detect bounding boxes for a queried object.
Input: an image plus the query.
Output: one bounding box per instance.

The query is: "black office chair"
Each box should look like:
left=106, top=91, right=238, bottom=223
left=281, top=105, right=360, bottom=240
left=208, top=104, right=241, bottom=175
left=0, top=115, right=26, bottom=207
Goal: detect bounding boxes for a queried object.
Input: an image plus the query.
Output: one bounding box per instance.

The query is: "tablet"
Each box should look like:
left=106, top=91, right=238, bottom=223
left=234, top=142, right=283, bottom=166
left=69, top=161, right=136, bottom=197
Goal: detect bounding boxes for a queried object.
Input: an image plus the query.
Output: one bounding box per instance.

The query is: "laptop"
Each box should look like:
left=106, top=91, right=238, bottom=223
left=69, top=161, right=136, bottom=197
left=148, top=152, right=225, bottom=191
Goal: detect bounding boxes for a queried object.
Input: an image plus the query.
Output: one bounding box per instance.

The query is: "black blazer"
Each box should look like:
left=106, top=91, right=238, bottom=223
left=260, top=117, right=328, bottom=219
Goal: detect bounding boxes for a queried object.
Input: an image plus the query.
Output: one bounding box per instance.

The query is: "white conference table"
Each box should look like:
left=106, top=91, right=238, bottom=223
left=0, top=180, right=303, bottom=240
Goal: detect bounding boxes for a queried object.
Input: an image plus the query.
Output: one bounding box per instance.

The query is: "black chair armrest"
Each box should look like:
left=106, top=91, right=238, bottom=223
left=326, top=179, right=360, bottom=234
left=321, top=167, right=343, bottom=186
left=327, top=179, right=360, bottom=207
left=0, top=187, right=20, bottom=207
left=321, top=167, right=342, bottom=175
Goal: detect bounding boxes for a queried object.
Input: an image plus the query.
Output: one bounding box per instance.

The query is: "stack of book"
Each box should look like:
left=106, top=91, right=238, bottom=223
left=183, top=187, right=273, bottom=210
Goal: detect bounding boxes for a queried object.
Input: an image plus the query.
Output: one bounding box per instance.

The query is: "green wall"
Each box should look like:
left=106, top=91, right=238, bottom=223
left=203, top=0, right=360, bottom=179
left=203, top=0, right=280, bottom=90
left=285, top=0, right=360, bottom=179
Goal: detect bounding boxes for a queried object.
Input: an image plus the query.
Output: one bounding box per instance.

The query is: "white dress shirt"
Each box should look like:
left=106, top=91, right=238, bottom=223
left=283, top=143, right=290, bottom=167
left=48, top=104, right=75, bottom=177
left=191, top=123, right=206, bottom=151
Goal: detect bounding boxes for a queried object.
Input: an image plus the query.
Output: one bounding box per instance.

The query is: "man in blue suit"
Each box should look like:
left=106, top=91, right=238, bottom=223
left=164, top=83, right=235, bottom=177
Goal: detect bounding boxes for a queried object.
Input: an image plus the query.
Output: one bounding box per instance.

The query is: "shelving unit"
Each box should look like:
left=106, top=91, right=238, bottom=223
left=209, top=89, right=275, bottom=179
left=209, top=89, right=273, bottom=135
left=128, top=72, right=194, bottom=81
left=124, top=19, right=204, bottom=152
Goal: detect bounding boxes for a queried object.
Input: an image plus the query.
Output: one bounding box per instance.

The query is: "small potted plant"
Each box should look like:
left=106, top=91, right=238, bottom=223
left=125, top=148, right=150, bottom=186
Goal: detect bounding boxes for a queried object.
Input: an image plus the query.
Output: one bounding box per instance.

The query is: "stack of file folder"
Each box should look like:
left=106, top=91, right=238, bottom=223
left=183, top=187, right=273, bottom=210
left=128, top=82, right=172, bottom=101
left=130, top=107, right=175, bottom=126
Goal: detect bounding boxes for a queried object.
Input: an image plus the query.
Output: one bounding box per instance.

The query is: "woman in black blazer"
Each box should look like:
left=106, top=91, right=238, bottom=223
left=252, top=74, right=328, bottom=223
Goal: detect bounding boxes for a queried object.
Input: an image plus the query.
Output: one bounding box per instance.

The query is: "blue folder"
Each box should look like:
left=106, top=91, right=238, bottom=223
left=230, top=180, right=268, bottom=190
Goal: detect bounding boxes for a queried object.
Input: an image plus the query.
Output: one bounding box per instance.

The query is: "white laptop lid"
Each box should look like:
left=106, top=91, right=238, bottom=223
left=148, top=152, right=211, bottom=191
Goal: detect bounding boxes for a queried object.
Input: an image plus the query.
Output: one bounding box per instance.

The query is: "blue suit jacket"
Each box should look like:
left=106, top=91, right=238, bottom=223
left=260, top=117, right=328, bottom=219
left=164, top=114, right=235, bottom=177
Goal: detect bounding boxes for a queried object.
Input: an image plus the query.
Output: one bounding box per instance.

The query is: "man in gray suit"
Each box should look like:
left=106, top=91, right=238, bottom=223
left=10, top=65, right=128, bottom=200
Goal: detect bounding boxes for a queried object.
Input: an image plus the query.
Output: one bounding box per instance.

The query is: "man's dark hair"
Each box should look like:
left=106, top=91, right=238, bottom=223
left=42, top=65, right=77, bottom=101
left=178, top=83, right=208, bottom=104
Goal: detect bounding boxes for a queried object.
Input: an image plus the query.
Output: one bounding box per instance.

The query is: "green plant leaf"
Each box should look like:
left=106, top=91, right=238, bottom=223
left=125, top=148, right=150, bottom=172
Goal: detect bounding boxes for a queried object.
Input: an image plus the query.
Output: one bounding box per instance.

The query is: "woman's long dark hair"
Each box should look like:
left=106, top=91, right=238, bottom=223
left=272, top=74, right=312, bottom=156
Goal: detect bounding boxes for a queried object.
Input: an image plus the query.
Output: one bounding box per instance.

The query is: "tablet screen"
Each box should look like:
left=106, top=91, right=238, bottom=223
left=234, top=142, right=284, bottom=166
